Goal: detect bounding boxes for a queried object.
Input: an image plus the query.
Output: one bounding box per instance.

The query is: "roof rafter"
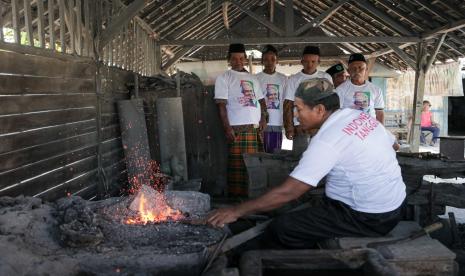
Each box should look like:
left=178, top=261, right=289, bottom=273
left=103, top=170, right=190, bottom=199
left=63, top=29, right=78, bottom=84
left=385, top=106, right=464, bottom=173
left=370, top=18, right=465, bottom=58
left=422, top=19, right=465, bottom=39
left=99, top=0, right=146, bottom=48
left=293, top=0, right=349, bottom=36
left=229, top=0, right=286, bottom=36
left=386, top=42, right=416, bottom=69
left=162, top=46, right=195, bottom=71
left=354, top=0, right=414, bottom=36
left=166, top=1, right=225, bottom=39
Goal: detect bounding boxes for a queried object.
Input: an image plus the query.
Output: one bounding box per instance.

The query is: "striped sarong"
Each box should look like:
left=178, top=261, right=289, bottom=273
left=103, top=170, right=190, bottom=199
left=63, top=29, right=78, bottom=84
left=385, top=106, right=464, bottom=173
left=228, top=128, right=263, bottom=197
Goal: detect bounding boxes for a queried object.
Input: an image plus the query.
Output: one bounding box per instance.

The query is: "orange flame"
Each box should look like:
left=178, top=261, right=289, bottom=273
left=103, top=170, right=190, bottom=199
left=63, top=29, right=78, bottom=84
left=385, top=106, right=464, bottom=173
left=125, top=189, right=184, bottom=225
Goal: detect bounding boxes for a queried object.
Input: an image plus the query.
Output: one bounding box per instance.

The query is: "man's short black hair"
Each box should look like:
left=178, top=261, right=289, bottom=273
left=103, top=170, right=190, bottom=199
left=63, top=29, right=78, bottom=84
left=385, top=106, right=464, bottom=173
left=302, top=46, right=320, bottom=56
left=227, top=43, right=247, bottom=60
left=262, top=44, right=278, bottom=56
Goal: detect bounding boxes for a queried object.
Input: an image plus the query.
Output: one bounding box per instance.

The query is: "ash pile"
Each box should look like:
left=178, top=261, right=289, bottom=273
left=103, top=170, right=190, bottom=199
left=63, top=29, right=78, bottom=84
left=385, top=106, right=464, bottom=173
left=0, top=189, right=223, bottom=276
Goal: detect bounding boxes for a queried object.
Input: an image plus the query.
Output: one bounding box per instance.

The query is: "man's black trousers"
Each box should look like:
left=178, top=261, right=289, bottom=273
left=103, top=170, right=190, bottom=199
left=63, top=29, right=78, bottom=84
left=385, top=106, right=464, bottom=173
left=262, top=196, right=405, bottom=249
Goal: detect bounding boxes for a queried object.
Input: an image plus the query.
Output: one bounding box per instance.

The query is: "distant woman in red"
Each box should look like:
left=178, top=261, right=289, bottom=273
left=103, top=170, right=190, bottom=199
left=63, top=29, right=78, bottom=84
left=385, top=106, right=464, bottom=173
left=420, top=100, right=440, bottom=146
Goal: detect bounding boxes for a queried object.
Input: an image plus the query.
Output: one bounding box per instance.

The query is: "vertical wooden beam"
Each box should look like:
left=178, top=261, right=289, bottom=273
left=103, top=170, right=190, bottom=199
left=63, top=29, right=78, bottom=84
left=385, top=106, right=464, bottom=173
left=48, top=0, right=55, bottom=50
left=154, top=41, right=161, bottom=75
left=69, top=0, right=76, bottom=54
left=123, top=26, right=127, bottom=69
left=119, top=30, right=123, bottom=67
left=107, top=1, right=112, bottom=65
left=84, top=0, right=90, bottom=56
left=11, top=0, right=21, bottom=44
left=268, top=0, right=274, bottom=37
left=37, top=0, right=45, bottom=48
left=285, top=0, right=293, bottom=35
left=24, top=0, right=34, bottom=46
left=59, top=0, right=66, bottom=53
left=76, top=0, right=82, bottom=55
left=0, top=5, right=4, bottom=42
left=409, top=42, right=428, bottom=152
left=248, top=54, right=254, bottom=74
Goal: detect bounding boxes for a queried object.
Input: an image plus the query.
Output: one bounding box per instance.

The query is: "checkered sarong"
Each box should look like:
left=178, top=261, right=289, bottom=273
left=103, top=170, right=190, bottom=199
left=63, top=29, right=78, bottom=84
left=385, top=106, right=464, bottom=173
left=228, top=128, right=263, bottom=197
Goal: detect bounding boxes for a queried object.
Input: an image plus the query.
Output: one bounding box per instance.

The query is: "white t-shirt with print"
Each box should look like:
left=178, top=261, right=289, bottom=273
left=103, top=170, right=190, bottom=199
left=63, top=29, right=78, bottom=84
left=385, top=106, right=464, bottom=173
left=336, top=79, right=385, bottom=119
left=284, top=70, right=333, bottom=125
left=255, top=71, right=287, bottom=126
left=214, top=70, right=264, bottom=126
left=290, top=108, right=406, bottom=213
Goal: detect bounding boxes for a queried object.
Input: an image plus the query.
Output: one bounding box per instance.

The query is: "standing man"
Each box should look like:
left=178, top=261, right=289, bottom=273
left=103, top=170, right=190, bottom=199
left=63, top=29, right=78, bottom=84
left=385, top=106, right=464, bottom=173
left=283, top=46, right=333, bottom=155
left=214, top=43, right=268, bottom=197
left=336, top=53, right=385, bottom=124
left=256, top=45, right=287, bottom=153
left=326, top=63, right=349, bottom=88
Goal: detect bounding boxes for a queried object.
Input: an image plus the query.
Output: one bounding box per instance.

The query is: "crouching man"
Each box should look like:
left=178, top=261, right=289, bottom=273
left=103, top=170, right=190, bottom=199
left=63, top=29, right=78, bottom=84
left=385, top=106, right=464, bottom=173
left=208, top=78, right=406, bottom=249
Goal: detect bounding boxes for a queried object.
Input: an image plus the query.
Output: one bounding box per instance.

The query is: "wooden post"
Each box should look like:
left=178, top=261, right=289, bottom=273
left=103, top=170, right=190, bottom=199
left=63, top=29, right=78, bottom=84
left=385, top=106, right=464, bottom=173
left=409, top=42, right=428, bottom=152
left=11, top=0, right=20, bottom=44
left=59, top=0, right=66, bottom=53
left=76, top=0, right=82, bottom=55
left=0, top=5, right=4, bottom=42
left=248, top=54, right=254, bottom=74
left=69, top=0, right=76, bottom=54
left=24, top=0, right=34, bottom=46
left=48, top=0, right=55, bottom=50
left=37, top=0, right=46, bottom=48
left=154, top=41, right=161, bottom=75
left=84, top=0, right=90, bottom=56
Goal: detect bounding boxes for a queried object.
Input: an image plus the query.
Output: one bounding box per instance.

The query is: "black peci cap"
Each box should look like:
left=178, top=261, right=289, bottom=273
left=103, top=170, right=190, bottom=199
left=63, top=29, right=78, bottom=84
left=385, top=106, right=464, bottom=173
left=326, top=63, right=345, bottom=76
left=348, top=53, right=366, bottom=64
left=302, top=45, right=320, bottom=56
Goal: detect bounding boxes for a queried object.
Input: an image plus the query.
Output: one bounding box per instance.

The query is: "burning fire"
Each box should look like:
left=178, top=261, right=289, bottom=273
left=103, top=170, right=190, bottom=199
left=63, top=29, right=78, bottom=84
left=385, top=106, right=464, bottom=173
left=125, top=185, right=184, bottom=225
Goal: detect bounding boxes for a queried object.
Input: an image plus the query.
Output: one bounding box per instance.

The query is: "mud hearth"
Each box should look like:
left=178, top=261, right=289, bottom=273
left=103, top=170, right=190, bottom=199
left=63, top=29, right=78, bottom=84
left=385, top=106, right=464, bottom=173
left=0, top=193, right=223, bottom=276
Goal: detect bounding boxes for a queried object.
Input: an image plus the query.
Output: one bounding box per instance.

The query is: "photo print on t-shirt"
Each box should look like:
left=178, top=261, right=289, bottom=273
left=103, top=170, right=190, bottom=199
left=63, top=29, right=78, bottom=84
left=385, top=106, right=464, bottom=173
left=352, top=91, right=371, bottom=114
left=265, top=84, right=280, bottom=110
left=238, top=80, right=258, bottom=107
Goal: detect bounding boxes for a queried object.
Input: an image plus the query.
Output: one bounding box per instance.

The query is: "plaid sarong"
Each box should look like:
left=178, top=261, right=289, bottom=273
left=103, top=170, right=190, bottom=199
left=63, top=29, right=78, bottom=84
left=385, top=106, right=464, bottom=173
left=228, top=128, right=263, bottom=197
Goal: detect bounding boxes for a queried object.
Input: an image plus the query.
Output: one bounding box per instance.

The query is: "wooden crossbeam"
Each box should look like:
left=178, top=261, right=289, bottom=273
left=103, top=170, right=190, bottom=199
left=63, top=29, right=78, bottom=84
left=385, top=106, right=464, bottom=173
left=425, top=33, right=446, bottom=72
left=160, top=36, right=421, bottom=46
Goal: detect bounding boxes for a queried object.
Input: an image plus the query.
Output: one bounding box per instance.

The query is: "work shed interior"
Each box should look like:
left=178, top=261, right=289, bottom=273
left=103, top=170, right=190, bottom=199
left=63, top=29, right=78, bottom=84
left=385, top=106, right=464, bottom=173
left=0, top=0, right=465, bottom=275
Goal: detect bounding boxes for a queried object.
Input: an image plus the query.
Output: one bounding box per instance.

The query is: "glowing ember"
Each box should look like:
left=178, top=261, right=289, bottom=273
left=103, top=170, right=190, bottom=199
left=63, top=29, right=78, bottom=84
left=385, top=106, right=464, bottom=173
left=125, top=185, right=184, bottom=225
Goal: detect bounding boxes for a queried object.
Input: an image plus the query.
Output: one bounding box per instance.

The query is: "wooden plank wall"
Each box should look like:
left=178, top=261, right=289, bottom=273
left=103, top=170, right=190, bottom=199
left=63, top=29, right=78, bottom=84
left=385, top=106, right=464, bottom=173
left=0, top=1, right=159, bottom=76
left=0, top=48, right=131, bottom=201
